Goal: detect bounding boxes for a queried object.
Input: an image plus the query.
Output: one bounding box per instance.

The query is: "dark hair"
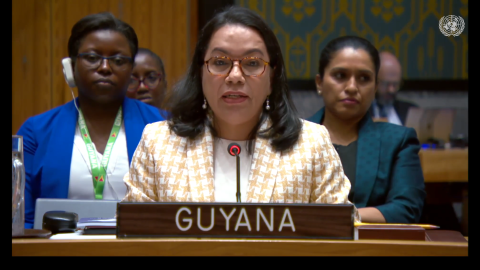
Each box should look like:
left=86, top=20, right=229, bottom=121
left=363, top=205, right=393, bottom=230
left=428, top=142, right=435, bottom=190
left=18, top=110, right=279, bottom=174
left=68, top=12, right=138, bottom=64
left=318, top=36, right=380, bottom=83
left=137, top=48, right=167, bottom=82
left=165, top=5, right=302, bottom=153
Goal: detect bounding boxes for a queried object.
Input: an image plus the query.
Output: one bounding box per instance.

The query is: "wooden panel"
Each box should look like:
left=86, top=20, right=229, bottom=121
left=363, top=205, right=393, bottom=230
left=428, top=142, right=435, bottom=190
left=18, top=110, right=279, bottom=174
left=172, top=0, right=189, bottom=85
left=150, top=0, right=174, bottom=87
left=419, top=149, right=468, bottom=182
left=12, top=238, right=468, bottom=256
left=12, top=0, right=32, bottom=134
left=51, top=0, right=69, bottom=110
left=121, top=0, right=150, bottom=48
left=33, top=1, right=53, bottom=117
left=89, top=0, right=119, bottom=14
left=189, top=0, right=198, bottom=59
left=122, top=0, right=191, bottom=88
left=12, top=0, right=51, bottom=134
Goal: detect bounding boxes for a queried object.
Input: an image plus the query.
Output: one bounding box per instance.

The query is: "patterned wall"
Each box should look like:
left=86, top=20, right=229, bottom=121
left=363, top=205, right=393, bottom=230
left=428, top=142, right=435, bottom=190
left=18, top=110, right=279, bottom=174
left=236, top=0, right=468, bottom=80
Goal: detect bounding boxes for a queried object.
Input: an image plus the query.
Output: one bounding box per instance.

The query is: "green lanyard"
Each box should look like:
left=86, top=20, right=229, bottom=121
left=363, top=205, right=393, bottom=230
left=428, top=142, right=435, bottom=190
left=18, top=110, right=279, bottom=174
left=78, top=107, right=122, bottom=200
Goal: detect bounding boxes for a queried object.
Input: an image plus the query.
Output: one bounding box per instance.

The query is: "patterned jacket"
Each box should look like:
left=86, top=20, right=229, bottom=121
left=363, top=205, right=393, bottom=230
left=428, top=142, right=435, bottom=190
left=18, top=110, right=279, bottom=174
left=123, top=118, right=360, bottom=222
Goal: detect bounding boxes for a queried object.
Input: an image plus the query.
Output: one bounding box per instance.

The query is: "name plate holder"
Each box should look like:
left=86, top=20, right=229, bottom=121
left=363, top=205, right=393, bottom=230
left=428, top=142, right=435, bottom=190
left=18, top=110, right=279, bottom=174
left=116, top=202, right=355, bottom=240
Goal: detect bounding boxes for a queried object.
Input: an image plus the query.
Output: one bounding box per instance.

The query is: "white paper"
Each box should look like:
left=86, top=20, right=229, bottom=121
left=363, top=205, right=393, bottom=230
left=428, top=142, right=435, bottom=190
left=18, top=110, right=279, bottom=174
left=49, top=231, right=116, bottom=240
left=77, top=217, right=117, bottom=229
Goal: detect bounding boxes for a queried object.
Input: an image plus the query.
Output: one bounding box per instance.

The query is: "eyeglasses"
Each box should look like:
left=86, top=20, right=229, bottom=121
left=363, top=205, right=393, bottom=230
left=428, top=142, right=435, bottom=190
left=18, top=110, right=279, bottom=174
left=378, top=80, right=402, bottom=90
left=77, top=53, right=133, bottom=71
left=128, top=73, right=163, bottom=92
left=204, top=56, right=270, bottom=77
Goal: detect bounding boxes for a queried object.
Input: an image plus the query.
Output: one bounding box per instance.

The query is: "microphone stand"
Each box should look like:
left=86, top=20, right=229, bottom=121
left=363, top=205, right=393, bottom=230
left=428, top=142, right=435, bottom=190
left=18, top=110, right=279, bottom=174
left=235, top=152, right=241, bottom=203
left=228, top=143, right=242, bottom=203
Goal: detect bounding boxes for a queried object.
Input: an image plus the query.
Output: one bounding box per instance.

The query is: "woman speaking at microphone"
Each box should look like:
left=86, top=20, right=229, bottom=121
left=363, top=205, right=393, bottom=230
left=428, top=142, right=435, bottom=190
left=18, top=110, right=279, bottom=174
left=122, top=6, right=359, bottom=221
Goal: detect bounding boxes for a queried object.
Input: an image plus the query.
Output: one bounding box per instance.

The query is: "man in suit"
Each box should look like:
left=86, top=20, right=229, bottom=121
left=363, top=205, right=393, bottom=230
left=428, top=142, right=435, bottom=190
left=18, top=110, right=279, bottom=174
left=371, top=51, right=417, bottom=125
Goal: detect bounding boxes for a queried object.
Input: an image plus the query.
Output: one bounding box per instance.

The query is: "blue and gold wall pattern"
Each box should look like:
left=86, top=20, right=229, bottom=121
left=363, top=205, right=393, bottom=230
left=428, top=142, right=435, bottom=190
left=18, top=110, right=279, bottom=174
left=236, top=0, right=468, bottom=80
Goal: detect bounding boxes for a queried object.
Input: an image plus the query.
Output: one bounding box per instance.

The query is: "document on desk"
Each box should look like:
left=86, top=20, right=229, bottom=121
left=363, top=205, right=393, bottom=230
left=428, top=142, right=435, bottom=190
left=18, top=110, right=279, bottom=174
left=49, top=231, right=116, bottom=240
left=77, top=217, right=117, bottom=229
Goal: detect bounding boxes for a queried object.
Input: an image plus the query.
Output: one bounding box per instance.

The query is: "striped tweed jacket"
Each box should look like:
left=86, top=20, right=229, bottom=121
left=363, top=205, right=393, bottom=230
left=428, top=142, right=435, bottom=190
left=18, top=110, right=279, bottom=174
left=122, top=118, right=360, bottom=222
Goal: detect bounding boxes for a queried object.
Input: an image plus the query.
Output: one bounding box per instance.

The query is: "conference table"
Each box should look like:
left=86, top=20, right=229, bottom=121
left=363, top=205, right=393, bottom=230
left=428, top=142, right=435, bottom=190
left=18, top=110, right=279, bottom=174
left=12, top=237, right=468, bottom=256
left=12, top=149, right=469, bottom=256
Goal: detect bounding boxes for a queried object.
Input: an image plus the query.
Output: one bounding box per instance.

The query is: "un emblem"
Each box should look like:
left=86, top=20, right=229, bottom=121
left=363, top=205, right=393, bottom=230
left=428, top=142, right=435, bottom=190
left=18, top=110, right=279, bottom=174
left=439, top=15, right=465, bottom=37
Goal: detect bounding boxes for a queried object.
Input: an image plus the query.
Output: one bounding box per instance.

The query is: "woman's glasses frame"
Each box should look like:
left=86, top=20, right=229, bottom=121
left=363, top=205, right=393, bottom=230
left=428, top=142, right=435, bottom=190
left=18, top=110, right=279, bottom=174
left=128, top=73, right=163, bottom=92
left=204, top=56, right=270, bottom=77
left=76, top=53, right=133, bottom=71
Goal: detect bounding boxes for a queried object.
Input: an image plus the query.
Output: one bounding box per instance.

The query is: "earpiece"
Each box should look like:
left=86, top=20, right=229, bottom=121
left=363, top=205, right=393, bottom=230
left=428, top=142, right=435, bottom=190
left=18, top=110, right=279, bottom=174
left=62, top=57, right=80, bottom=113
left=62, top=57, right=76, bottom=88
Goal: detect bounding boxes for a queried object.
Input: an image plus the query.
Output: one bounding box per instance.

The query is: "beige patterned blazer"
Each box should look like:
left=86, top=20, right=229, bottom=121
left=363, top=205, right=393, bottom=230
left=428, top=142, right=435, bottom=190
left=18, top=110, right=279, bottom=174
left=123, top=119, right=360, bottom=222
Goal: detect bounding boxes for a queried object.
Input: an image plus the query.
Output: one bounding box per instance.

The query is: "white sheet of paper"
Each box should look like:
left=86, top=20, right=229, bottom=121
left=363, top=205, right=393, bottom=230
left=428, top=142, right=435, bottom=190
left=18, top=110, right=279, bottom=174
left=49, top=231, right=116, bottom=240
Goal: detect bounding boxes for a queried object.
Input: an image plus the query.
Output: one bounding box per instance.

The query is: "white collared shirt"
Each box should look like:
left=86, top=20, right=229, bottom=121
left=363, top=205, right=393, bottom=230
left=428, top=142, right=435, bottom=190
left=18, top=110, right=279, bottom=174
left=373, top=104, right=403, bottom=126
left=214, top=138, right=253, bottom=203
left=68, top=121, right=129, bottom=200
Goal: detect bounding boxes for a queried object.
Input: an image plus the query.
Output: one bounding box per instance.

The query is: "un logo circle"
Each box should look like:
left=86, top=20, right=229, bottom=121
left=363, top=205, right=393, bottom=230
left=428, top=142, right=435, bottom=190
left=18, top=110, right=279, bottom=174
left=439, top=15, right=465, bottom=37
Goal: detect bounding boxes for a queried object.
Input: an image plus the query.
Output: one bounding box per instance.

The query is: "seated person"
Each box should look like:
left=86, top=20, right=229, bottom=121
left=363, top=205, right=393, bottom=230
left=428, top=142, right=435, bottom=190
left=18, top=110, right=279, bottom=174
left=126, top=48, right=168, bottom=110
left=370, top=51, right=417, bottom=125
left=17, top=12, right=165, bottom=229
left=122, top=6, right=359, bottom=221
left=307, top=36, right=425, bottom=223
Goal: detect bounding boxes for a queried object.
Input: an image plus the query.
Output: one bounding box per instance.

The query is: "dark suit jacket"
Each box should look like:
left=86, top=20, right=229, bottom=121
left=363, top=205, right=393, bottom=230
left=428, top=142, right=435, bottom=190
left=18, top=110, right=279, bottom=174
left=307, top=108, right=426, bottom=223
left=17, top=97, right=166, bottom=228
left=369, top=99, right=418, bottom=125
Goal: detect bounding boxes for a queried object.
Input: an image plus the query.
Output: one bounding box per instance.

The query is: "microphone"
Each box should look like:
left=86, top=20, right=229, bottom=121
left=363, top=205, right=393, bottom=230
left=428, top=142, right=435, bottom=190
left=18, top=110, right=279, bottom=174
left=227, top=143, right=241, bottom=203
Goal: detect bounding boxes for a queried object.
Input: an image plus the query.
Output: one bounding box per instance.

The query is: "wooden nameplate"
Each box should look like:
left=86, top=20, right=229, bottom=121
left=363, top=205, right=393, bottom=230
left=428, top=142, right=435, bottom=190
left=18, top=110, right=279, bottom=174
left=116, top=202, right=355, bottom=240
left=425, top=230, right=467, bottom=242
left=357, top=225, right=426, bottom=241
